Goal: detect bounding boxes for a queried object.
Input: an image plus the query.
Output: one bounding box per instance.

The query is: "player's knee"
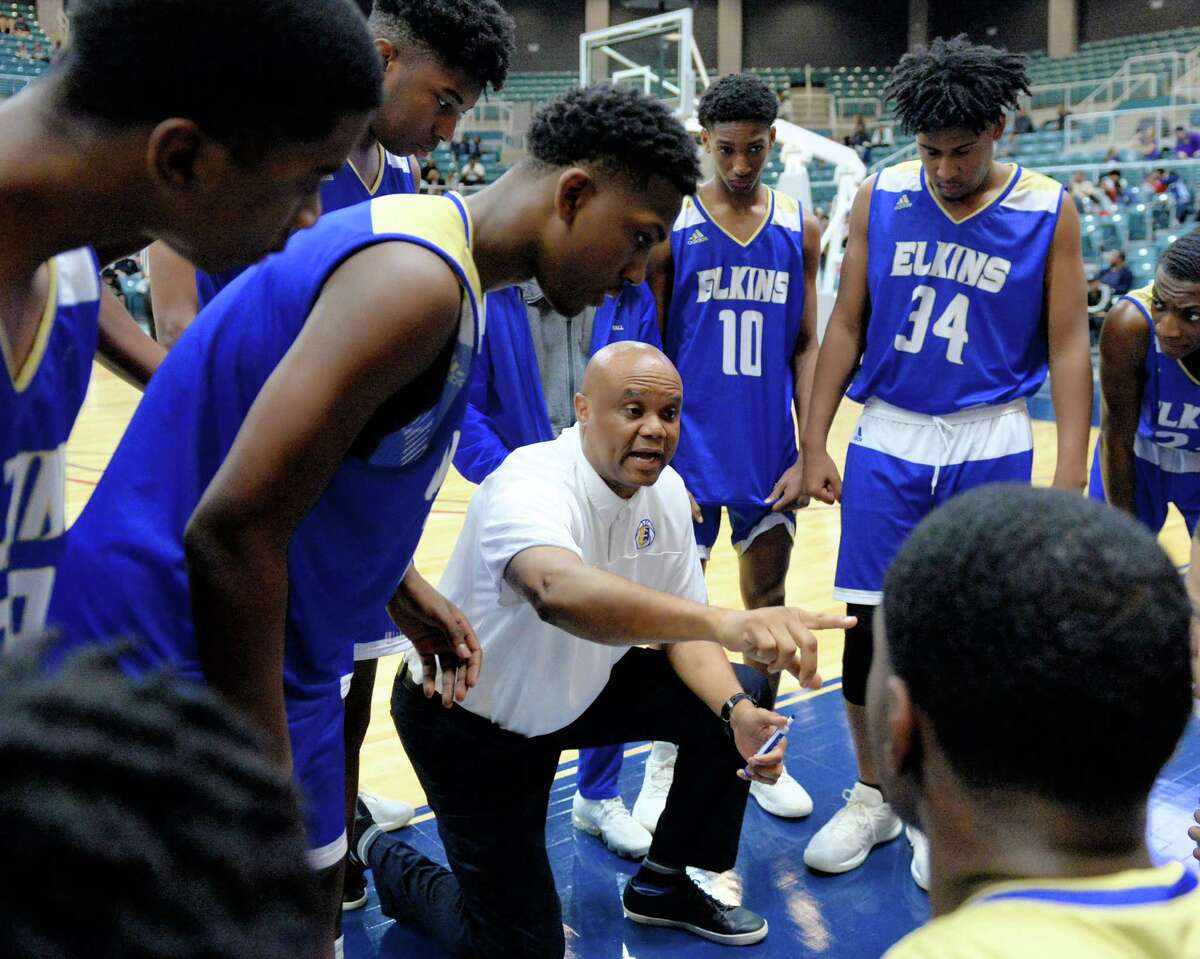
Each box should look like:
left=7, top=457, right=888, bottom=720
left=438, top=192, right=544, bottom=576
left=841, top=605, right=875, bottom=706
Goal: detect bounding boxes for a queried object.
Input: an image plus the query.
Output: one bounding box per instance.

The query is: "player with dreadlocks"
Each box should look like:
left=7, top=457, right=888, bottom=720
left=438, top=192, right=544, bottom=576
left=800, top=35, right=1092, bottom=887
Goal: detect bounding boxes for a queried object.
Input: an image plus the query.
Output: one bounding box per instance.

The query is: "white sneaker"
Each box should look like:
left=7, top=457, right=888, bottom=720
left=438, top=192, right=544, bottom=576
left=802, top=782, right=903, bottom=873
left=359, top=791, right=415, bottom=832
left=907, top=825, right=930, bottom=891
left=749, top=765, right=813, bottom=818
left=631, top=741, right=677, bottom=834
left=572, top=792, right=652, bottom=860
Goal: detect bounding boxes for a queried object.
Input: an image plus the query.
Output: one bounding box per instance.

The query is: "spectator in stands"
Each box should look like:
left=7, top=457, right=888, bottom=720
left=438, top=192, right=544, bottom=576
left=1096, top=248, right=1133, bottom=296
left=1133, top=123, right=1160, bottom=159
left=1069, top=171, right=1109, bottom=213
left=31, top=41, right=48, bottom=62
left=461, top=154, right=486, bottom=186
left=14, top=41, right=30, bottom=60
left=875, top=486, right=1198, bottom=958
left=423, top=161, right=443, bottom=194
left=1175, top=126, right=1200, bottom=159
left=12, top=16, right=30, bottom=37
left=0, top=15, right=12, bottom=34
left=1160, top=169, right=1194, bottom=223
left=1100, top=167, right=1126, bottom=205
left=470, top=134, right=483, bottom=158
left=849, top=114, right=872, bottom=162
left=1013, top=107, right=1034, bottom=135
left=1053, top=105, right=1070, bottom=131
left=451, top=127, right=467, bottom=165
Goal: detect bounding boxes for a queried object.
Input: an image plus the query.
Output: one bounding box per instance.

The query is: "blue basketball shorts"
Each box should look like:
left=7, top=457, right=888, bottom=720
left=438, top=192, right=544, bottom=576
left=1087, top=434, right=1200, bottom=535
left=288, top=684, right=348, bottom=870
left=694, top=503, right=795, bottom=560
left=833, top=398, right=1034, bottom=605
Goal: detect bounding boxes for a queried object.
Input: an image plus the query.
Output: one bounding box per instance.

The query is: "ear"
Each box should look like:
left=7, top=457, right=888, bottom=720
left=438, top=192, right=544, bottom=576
left=700, top=128, right=711, bottom=154
left=574, top=391, right=590, bottom=426
left=768, top=125, right=777, bottom=149
left=146, top=118, right=209, bottom=189
left=885, top=676, right=921, bottom=778
left=554, top=168, right=594, bottom=226
left=375, top=37, right=398, bottom=70
left=992, top=115, right=1008, bottom=141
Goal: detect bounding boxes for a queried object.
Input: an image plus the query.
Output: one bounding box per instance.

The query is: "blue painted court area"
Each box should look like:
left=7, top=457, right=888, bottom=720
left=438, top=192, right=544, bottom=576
left=345, top=681, right=1200, bottom=958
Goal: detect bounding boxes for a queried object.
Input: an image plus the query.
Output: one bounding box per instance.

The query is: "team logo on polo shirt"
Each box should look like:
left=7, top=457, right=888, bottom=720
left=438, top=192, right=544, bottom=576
left=635, top=518, right=655, bottom=549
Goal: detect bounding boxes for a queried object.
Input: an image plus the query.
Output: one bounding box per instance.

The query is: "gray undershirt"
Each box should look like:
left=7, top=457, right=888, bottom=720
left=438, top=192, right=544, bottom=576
left=520, top=280, right=596, bottom=435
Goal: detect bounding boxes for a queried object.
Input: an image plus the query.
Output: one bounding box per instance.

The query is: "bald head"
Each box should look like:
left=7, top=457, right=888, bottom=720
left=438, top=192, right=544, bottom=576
left=582, top=341, right=682, bottom=395
left=576, top=341, right=683, bottom=498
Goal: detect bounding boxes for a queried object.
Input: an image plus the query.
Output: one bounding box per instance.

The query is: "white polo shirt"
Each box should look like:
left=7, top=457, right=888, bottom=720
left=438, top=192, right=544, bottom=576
left=421, top=425, right=707, bottom=737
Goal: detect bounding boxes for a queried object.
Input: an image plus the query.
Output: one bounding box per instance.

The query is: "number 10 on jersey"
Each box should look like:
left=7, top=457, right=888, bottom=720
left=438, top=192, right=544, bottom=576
left=718, top=309, right=763, bottom=377
left=894, top=285, right=970, bottom=365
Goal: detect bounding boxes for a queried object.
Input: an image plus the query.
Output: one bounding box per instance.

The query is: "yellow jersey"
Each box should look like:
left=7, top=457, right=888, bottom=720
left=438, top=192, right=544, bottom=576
left=885, top=863, right=1200, bottom=958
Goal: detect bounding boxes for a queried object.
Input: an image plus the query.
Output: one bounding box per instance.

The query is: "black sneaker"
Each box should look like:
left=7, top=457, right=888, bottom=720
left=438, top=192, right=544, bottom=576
left=622, top=871, right=768, bottom=946
left=342, top=856, right=368, bottom=912
left=349, top=796, right=384, bottom=869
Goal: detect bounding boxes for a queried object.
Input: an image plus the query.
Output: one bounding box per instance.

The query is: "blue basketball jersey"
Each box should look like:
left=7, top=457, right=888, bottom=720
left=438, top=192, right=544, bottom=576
left=665, top=189, right=806, bottom=507
left=195, top=145, right=419, bottom=308
left=1123, top=285, right=1200, bottom=453
left=51, top=193, right=482, bottom=695
left=1, top=247, right=100, bottom=647
left=849, top=161, right=1063, bottom=414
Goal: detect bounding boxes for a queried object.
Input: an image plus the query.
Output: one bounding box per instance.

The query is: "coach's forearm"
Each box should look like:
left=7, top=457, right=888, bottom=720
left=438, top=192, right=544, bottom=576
left=667, top=640, right=744, bottom=715
left=517, top=559, right=728, bottom=647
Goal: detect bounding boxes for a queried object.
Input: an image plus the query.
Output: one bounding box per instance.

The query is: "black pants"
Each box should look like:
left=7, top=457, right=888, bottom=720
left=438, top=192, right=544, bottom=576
left=372, top=647, right=771, bottom=959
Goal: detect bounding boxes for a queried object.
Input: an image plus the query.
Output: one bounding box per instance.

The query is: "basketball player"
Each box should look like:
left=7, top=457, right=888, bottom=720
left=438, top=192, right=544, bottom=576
left=143, top=0, right=517, bottom=910
left=1, top=0, right=381, bottom=650
left=1089, top=231, right=1200, bottom=532
left=1, top=643, right=325, bottom=959
left=641, top=72, right=822, bottom=825
left=801, top=36, right=1091, bottom=886
left=49, top=84, right=696, bottom=958
left=148, top=0, right=513, bottom=347
left=876, top=485, right=1198, bottom=957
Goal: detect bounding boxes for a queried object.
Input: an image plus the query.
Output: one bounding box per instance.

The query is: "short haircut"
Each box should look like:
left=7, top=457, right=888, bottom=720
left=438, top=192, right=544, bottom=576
left=885, top=34, right=1030, bottom=135
left=0, top=645, right=323, bottom=958
left=883, top=485, right=1191, bottom=812
left=370, top=0, right=515, bottom=93
left=527, top=85, right=700, bottom=198
left=58, top=0, right=382, bottom=152
left=697, top=72, right=778, bottom=130
left=1160, top=230, right=1200, bottom=284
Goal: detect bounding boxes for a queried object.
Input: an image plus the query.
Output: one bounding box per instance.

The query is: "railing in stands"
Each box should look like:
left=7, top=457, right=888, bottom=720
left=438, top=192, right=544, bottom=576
left=1064, top=102, right=1200, bottom=156
left=0, top=72, right=30, bottom=98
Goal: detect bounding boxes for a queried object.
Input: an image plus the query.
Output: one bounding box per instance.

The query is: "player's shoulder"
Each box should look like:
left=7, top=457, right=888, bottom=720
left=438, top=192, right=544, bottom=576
left=1119, top=283, right=1155, bottom=317
left=768, top=188, right=803, bottom=232
left=672, top=194, right=706, bottom=234
left=52, top=247, right=102, bottom=307
left=874, top=159, right=922, bottom=195
left=1000, top=165, right=1065, bottom=214
left=884, top=904, right=1087, bottom=959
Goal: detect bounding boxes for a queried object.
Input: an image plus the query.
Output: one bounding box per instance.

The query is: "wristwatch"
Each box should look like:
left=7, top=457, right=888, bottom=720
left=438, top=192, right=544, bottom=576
left=720, top=691, right=756, bottom=739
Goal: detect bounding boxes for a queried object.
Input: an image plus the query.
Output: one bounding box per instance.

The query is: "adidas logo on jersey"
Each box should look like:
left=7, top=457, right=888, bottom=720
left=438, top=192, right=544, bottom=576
left=687, top=229, right=708, bottom=245
left=894, top=194, right=912, bottom=211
